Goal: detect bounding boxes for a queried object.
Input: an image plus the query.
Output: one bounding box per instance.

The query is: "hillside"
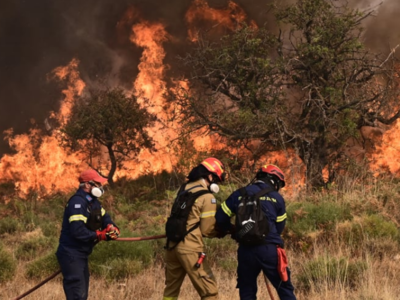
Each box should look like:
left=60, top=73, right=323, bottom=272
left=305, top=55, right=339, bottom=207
left=1, top=172, right=400, bottom=300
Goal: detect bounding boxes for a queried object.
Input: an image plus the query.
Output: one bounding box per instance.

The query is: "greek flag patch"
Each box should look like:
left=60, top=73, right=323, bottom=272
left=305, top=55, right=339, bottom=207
left=74, top=204, right=81, bottom=209
left=211, top=198, right=216, bottom=204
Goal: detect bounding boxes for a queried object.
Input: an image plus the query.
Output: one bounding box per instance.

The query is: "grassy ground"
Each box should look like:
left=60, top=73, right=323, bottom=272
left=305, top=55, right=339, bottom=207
left=1, top=171, right=400, bottom=300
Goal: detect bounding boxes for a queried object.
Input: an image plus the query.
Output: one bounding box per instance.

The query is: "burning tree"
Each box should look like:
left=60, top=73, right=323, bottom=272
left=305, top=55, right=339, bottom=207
left=61, top=87, right=156, bottom=184
left=171, top=0, right=400, bottom=188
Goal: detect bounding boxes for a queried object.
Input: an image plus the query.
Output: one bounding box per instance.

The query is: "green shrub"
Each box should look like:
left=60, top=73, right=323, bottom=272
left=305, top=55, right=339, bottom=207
left=40, top=222, right=60, bottom=237
left=357, top=214, right=399, bottom=240
left=216, top=255, right=237, bottom=272
left=286, top=201, right=353, bottom=239
left=296, top=256, right=367, bottom=292
left=25, top=252, right=60, bottom=279
left=337, top=214, right=400, bottom=256
left=0, top=216, right=21, bottom=235
left=20, top=210, right=42, bottom=231
left=0, top=243, right=17, bottom=282
left=90, top=258, right=145, bottom=279
left=90, top=239, right=155, bottom=278
left=16, top=236, right=57, bottom=261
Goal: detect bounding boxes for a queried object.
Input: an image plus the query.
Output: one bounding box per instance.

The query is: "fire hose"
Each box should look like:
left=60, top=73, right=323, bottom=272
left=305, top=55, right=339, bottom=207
left=11, top=234, right=166, bottom=300
left=263, top=274, right=276, bottom=300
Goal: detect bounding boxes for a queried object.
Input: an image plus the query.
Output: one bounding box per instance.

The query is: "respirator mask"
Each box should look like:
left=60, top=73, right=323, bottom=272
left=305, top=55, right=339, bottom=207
left=209, top=183, right=220, bottom=194
left=208, top=174, right=220, bottom=194
left=89, top=182, right=104, bottom=198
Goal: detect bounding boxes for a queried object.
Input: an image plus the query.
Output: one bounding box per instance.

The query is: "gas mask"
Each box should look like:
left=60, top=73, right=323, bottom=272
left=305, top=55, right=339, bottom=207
left=89, top=182, right=104, bottom=198
left=91, top=186, right=104, bottom=198
left=209, top=183, right=220, bottom=194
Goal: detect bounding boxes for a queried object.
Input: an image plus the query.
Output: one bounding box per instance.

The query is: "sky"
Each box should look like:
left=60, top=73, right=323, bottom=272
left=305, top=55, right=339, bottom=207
left=0, top=0, right=399, bottom=155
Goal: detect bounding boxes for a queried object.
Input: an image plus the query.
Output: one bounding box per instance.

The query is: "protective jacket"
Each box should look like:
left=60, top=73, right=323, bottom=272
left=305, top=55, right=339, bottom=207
left=168, top=179, right=218, bottom=252
left=215, top=180, right=286, bottom=245
left=56, top=188, right=115, bottom=257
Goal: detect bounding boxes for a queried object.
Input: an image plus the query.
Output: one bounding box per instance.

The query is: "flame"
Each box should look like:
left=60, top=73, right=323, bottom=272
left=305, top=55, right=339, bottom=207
left=0, top=60, right=86, bottom=198
left=49, top=58, right=86, bottom=123
left=0, top=1, right=311, bottom=198
left=369, top=120, right=400, bottom=175
left=185, top=0, right=256, bottom=42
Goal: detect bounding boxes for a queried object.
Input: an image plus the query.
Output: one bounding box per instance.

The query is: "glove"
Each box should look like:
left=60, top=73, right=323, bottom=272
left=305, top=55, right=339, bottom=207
left=106, top=224, right=120, bottom=240
left=95, top=224, right=120, bottom=242
left=95, top=228, right=109, bottom=242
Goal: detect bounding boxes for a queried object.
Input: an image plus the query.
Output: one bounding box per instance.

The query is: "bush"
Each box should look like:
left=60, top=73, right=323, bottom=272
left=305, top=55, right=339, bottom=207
left=90, top=239, right=156, bottom=278
left=40, top=222, right=60, bottom=237
left=0, top=216, right=20, bottom=235
left=205, top=236, right=237, bottom=267
left=16, top=236, right=57, bottom=261
left=296, top=255, right=367, bottom=292
left=0, top=243, right=17, bottom=282
left=358, top=214, right=399, bottom=240
left=26, top=252, right=60, bottom=279
left=286, top=201, right=353, bottom=239
left=90, top=258, right=145, bottom=280
left=337, top=214, right=400, bottom=257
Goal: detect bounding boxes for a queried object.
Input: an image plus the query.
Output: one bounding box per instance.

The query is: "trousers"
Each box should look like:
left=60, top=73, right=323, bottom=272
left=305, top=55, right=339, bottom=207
left=56, top=253, right=89, bottom=300
left=163, top=248, right=218, bottom=300
left=237, top=243, right=296, bottom=300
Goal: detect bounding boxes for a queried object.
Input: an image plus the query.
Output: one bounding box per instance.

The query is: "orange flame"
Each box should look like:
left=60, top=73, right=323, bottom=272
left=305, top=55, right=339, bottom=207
left=369, top=121, right=400, bottom=176
left=0, top=1, right=305, bottom=198
left=185, top=0, right=256, bottom=42
left=0, top=60, right=86, bottom=198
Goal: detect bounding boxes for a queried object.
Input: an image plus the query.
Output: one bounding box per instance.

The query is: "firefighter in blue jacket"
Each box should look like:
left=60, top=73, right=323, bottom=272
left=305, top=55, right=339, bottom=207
left=56, top=169, right=120, bottom=300
left=215, top=164, right=296, bottom=300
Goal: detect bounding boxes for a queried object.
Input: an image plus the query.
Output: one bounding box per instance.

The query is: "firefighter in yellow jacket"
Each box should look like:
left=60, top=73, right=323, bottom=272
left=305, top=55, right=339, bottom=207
left=163, top=157, right=227, bottom=300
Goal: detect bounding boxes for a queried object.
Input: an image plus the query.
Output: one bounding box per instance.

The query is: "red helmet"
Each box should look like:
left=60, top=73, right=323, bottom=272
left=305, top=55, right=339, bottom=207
left=259, top=164, right=285, bottom=187
left=201, top=157, right=226, bottom=182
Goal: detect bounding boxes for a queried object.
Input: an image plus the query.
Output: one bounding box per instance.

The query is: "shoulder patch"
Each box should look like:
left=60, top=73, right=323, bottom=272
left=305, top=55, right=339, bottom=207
left=74, top=204, right=81, bottom=209
left=211, top=198, right=217, bottom=204
left=86, top=194, right=93, bottom=201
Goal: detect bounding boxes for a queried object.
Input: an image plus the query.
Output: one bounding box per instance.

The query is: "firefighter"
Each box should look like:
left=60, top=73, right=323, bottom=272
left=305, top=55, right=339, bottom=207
left=163, top=157, right=227, bottom=300
left=56, top=169, right=120, bottom=300
left=215, top=164, right=297, bottom=300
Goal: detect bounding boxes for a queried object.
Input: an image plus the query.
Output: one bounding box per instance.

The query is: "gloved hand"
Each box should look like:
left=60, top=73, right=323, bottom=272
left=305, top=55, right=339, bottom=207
left=95, top=224, right=120, bottom=242
left=106, top=224, right=120, bottom=240
left=95, top=228, right=109, bottom=242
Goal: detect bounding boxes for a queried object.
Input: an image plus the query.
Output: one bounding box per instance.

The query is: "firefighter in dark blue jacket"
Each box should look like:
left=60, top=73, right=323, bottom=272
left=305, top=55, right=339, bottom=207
left=56, top=169, right=120, bottom=300
left=215, top=164, right=296, bottom=300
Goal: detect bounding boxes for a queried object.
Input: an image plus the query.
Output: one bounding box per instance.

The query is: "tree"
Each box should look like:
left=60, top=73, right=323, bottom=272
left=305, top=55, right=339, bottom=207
left=61, top=87, right=156, bottom=184
left=171, top=0, right=400, bottom=188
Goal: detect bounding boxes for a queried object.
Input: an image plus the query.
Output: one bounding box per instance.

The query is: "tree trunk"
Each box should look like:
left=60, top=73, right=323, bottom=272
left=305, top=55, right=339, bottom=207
left=299, top=139, right=327, bottom=190
left=107, top=144, right=117, bottom=186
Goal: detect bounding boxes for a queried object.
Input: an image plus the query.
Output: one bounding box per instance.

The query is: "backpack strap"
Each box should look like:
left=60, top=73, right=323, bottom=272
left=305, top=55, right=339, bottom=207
left=238, top=187, right=247, bottom=197
left=254, top=187, right=274, bottom=199
left=239, top=186, right=273, bottom=199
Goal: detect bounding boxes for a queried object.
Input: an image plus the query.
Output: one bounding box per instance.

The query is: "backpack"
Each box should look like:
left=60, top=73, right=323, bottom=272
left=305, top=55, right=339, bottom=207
left=165, top=184, right=210, bottom=250
left=234, top=186, right=273, bottom=246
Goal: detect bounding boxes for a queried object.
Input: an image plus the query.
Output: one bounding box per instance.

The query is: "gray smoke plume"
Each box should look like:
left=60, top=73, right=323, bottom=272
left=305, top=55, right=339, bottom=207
left=0, top=0, right=398, bottom=154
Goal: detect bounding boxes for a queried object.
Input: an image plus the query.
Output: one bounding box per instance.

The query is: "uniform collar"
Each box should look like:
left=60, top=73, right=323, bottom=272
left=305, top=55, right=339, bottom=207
left=254, top=180, right=275, bottom=190
left=187, top=178, right=208, bottom=189
left=77, top=188, right=95, bottom=202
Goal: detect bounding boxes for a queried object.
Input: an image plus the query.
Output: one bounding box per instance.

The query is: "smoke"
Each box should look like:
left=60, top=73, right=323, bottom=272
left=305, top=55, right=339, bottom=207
left=0, top=0, right=398, bottom=155
left=360, top=0, right=400, bottom=53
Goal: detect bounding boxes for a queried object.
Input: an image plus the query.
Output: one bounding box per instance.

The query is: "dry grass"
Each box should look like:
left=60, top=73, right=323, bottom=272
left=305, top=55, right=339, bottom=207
left=3, top=242, right=400, bottom=300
